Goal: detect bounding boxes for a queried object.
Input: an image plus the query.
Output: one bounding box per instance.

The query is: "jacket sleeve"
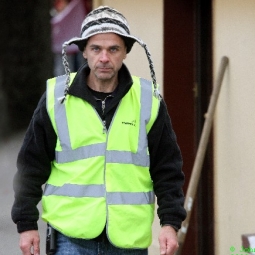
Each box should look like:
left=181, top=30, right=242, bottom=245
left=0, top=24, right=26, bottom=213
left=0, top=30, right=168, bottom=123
left=11, top=93, right=57, bottom=233
left=148, top=99, right=186, bottom=230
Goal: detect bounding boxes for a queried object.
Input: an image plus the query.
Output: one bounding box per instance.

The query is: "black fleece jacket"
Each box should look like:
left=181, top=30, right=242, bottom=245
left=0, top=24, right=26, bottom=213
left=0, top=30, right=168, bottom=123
left=11, top=63, right=186, bottom=233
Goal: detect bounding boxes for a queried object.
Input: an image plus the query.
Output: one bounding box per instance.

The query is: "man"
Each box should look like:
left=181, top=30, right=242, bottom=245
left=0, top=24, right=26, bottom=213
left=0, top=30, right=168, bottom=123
left=12, top=6, right=186, bottom=255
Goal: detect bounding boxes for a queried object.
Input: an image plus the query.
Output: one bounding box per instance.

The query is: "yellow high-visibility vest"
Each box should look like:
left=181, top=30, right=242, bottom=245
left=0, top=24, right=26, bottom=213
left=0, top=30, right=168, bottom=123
left=42, top=73, right=160, bottom=248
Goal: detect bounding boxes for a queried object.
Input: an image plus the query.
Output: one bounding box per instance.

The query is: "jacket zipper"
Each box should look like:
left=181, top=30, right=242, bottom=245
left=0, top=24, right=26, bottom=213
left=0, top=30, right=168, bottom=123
left=94, top=95, right=114, bottom=133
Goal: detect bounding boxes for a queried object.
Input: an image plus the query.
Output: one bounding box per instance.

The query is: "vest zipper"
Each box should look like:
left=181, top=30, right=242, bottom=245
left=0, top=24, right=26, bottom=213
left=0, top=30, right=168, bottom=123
left=102, top=120, right=107, bottom=134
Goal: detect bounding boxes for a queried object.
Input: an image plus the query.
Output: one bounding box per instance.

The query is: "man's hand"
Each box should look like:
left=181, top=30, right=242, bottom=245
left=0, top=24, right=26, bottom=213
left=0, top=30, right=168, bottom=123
left=158, top=225, right=179, bottom=255
left=19, top=230, right=40, bottom=255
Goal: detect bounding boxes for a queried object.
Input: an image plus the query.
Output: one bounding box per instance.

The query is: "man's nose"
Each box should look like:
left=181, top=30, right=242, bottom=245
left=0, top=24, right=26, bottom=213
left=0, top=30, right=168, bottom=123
left=99, top=50, right=109, bottom=62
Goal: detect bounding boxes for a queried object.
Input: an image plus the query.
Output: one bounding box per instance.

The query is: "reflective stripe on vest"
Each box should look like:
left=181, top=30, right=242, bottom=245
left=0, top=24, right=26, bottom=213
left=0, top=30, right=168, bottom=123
left=44, top=183, right=155, bottom=204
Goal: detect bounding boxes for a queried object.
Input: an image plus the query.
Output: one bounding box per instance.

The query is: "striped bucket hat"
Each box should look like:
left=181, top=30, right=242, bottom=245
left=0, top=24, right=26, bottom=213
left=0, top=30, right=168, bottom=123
left=61, top=6, right=160, bottom=102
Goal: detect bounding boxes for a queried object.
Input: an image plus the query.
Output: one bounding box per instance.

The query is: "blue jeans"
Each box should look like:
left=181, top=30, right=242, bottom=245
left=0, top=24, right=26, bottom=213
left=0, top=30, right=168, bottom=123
left=54, top=232, right=148, bottom=255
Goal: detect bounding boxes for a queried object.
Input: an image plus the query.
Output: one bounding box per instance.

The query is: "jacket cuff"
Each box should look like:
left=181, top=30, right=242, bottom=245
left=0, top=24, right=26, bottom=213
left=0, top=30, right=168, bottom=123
left=17, top=221, right=38, bottom=233
left=161, top=224, right=179, bottom=232
left=160, top=214, right=182, bottom=231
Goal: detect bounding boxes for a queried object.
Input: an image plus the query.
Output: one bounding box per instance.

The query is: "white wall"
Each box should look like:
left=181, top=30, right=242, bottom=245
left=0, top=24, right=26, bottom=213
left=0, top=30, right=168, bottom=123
left=213, top=0, right=255, bottom=253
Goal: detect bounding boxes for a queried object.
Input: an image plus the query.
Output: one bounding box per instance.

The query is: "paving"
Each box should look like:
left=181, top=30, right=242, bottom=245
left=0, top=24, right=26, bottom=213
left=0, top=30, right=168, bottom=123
left=0, top=132, right=46, bottom=254
left=0, top=132, right=159, bottom=254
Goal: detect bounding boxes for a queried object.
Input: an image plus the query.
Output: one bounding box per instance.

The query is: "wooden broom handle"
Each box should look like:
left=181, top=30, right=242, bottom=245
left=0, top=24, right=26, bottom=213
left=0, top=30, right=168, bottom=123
left=175, top=56, right=229, bottom=255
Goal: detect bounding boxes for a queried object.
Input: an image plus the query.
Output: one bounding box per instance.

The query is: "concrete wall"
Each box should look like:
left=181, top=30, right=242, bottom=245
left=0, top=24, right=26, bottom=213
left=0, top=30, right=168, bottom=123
left=93, top=1, right=163, bottom=254
left=213, top=0, right=255, bottom=253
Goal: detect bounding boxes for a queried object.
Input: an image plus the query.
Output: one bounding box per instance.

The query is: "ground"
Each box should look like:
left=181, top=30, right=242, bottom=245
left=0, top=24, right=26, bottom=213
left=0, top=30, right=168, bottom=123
left=0, top=132, right=46, bottom=254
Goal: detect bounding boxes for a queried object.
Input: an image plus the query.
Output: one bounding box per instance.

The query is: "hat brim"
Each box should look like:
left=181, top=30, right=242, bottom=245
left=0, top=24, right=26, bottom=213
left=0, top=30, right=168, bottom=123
left=65, top=31, right=138, bottom=53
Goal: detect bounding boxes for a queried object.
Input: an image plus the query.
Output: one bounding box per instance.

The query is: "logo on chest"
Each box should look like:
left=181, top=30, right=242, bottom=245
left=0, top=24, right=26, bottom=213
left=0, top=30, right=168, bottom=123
left=122, top=119, right=136, bottom=127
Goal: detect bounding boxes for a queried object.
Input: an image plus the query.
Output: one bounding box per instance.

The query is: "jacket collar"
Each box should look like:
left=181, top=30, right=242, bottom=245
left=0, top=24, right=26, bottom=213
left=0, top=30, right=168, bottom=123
left=68, top=62, right=133, bottom=108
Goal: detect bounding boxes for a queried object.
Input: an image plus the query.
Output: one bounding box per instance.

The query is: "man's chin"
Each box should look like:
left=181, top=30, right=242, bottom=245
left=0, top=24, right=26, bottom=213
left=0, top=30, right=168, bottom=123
left=96, top=73, right=114, bottom=81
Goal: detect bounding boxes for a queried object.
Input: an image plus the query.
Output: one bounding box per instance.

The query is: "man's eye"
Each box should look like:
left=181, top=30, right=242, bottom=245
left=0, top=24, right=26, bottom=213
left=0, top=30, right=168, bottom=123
left=92, top=47, right=100, bottom=52
left=110, top=47, right=118, bottom=52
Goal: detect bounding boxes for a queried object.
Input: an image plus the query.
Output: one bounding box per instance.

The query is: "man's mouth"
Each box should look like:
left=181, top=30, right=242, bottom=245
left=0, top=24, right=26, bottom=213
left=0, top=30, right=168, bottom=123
left=98, top=67, right=111, bottom=72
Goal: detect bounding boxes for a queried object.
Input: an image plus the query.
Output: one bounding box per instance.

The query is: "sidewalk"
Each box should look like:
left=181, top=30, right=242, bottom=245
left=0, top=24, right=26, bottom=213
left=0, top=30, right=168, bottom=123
left=0, top=132, right=46, bottom=254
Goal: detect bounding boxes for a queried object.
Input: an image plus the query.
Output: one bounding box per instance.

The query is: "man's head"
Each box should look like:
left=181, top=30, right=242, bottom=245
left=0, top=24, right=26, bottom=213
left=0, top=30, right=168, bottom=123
left=61, top=6, right=159, bottom=102
left=68, top=6, right=136, bottom=54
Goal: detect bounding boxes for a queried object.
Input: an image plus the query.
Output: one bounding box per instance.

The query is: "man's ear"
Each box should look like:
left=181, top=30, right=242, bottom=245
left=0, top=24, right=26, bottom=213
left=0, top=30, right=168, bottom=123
left=123, top=48, right=127, bottom=60
left=83, top=51, right=87, bottom=59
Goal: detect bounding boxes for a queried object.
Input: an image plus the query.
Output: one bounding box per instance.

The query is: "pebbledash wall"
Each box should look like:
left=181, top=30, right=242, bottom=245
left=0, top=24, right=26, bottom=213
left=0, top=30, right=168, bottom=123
left=93, top=1, right=163, bottom=254
left=213, top=0, right=255, bottom=254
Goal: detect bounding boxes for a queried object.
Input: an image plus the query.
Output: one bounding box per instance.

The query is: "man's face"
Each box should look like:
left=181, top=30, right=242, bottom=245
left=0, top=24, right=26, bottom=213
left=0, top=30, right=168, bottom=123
left=83, top=33, right=127, bottom=84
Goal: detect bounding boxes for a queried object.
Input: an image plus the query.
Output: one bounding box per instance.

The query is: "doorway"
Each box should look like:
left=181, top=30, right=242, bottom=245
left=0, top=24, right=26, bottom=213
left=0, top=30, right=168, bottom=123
left=163, top=0, right=213, bottom=254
